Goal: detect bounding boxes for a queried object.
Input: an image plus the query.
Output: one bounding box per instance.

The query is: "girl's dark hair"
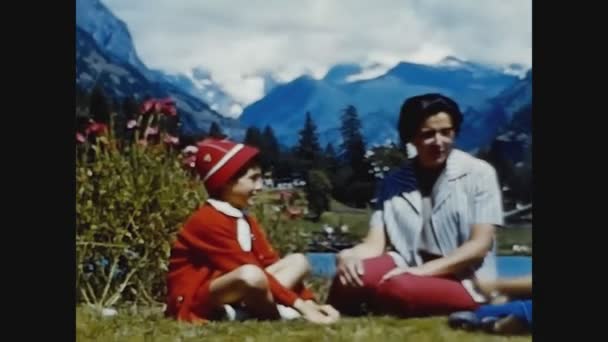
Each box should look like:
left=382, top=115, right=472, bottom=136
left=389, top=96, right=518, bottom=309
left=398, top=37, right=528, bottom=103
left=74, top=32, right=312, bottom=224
left=212, top=155, right=261, bottom=197
left=229, top=155, right=262, bottom=183
left=397, top=93, right=463, bottom=147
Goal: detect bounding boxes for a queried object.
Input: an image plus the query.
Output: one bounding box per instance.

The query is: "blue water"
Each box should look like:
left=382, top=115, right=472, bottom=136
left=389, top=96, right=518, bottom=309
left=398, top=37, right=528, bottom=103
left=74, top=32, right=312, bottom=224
left=306, top=253, right=532, bottom=278
left=496, top=256, right=532, bottom=278
left=307, top=253, right=337, bottom=278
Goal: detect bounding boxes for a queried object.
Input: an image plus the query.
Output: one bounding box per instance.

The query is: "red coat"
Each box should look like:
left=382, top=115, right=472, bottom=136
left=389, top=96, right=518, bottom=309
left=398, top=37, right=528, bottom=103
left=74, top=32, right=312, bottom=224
left=165, top=202, right=315, bottom=322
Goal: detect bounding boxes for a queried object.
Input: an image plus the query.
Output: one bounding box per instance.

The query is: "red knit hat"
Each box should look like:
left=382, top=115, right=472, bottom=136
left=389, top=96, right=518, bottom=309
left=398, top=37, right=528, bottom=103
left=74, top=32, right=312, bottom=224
left=194, top=138, right=260, bottom=195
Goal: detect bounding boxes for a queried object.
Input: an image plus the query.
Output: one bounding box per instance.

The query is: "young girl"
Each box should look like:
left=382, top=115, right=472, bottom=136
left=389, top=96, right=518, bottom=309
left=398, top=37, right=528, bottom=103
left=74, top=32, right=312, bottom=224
left=165, top=138, right=340, bottom=324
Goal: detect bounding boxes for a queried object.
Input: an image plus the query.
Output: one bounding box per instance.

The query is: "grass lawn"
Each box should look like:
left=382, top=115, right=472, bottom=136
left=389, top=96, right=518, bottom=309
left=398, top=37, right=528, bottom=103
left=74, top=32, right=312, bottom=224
left=496, top=226, right=532, bottom=255
left=77, top=305, right=532, bottom=341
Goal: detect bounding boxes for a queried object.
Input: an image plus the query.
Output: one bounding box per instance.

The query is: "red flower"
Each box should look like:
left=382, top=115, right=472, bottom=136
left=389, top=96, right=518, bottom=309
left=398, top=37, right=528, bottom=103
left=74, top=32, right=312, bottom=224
left=85, top=121, right=108, bottom=135
left=140, top=98, right=177, bottom=117
left=76, top=120, right=107, bottom=143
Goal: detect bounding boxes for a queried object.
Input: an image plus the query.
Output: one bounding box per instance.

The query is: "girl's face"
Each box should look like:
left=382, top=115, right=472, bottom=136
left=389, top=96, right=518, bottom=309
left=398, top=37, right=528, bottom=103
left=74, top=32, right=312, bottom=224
left=221, top=166, right=263, bottom=209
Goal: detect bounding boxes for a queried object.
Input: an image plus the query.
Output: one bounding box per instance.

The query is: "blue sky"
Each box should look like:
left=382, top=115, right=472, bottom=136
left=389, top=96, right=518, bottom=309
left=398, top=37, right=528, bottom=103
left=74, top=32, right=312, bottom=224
left=102, top=0, right=531, bottom=105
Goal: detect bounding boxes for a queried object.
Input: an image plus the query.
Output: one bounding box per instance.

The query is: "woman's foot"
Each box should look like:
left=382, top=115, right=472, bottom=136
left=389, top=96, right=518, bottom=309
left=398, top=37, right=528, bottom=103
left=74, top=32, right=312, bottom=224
left=448, top=311, right=480, bottom=330
left=484, top=315, right=529, bottom=335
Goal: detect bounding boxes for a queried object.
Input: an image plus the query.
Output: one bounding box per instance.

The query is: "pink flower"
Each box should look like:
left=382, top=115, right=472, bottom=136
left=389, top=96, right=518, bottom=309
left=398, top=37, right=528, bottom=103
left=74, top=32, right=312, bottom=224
left=182, top=145, right=198, bottom=154
left=182, top=154, right=197, bottom=169
left=126, top=120, right=137, bottom=129
left=164, top=135, right=180, bottom=145
left=145, top=126, right=159, bottom=136
left=140, top=101, right=153, bottom=114
left=76, top=132, right=86, bottom=143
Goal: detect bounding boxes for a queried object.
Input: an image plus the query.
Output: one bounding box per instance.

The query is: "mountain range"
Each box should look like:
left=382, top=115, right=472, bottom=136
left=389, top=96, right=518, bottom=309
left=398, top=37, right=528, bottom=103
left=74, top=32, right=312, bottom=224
left=76, top=0, right=531, bottom=159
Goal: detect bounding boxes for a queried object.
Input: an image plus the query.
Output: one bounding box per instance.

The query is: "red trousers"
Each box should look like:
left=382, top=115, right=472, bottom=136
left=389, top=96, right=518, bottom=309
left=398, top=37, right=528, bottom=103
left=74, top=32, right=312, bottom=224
left=326, top=254, right=479, bottom=317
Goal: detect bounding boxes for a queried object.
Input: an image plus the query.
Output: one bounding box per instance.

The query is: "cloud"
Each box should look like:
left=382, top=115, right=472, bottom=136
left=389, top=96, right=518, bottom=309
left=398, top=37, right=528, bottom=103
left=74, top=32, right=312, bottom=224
left=102, top=0, right=531, bottom=105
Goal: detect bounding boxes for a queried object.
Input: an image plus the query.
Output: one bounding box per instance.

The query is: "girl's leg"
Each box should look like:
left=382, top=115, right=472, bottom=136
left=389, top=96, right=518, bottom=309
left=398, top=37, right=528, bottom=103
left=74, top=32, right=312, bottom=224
left=207, top=264, right=280, bottom=320
left=265, top=253, right=311, bottom=289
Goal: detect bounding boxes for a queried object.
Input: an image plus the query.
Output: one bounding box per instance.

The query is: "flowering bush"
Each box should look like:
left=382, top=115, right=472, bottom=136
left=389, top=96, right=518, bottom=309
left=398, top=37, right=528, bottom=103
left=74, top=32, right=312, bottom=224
left=76, top=98, right=208, bottom=308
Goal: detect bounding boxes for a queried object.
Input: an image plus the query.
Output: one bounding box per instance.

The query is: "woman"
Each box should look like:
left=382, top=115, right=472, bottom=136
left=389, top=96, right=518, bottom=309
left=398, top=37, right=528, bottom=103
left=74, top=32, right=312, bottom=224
left=327, top=93, right=504, bottom=318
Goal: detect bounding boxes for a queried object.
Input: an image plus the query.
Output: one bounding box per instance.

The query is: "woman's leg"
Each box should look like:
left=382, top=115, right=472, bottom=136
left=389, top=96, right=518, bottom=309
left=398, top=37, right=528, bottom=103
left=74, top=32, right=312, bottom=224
left=207, top=264, right=280, bottom=320
left=478, top=275, right=532, bottom=300
left=326, top=254, right=397, bottom=316
left=373, top=273, right=479, bottom=317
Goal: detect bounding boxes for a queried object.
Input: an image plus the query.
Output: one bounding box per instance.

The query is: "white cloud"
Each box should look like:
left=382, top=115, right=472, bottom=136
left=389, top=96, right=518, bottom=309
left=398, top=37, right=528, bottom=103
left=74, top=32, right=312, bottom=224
left=346, top=64, right=393, bottom=83
left=229, top=104, right=244, bottom=117
left=223, top=75, right=265, bottom=107
left=101, top=0, right=531, bottom=105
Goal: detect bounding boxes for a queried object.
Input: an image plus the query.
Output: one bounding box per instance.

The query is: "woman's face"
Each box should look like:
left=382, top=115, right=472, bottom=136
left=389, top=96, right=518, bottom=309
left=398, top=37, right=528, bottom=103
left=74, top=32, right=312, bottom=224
left=411, top=112, right=455, bottom=170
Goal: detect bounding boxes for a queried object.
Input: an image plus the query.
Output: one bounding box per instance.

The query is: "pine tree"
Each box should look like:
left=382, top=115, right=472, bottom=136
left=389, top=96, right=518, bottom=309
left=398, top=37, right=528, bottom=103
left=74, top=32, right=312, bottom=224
left=122, top=96, right=139, bottom=121
left=305, top=169, right=332, bottom=219
left=208, top=122, right=226, bottom=139
left=244, top=126, right=264, bottom=150
left=89, top=85, right=111, bottom=124
left=296, top=112, right=321, bottom=161
left=262, top=125, right=280, bottom=170
left=76, top=86, right=88, bottom=112
left=340, top=105, right=366, bottom=176
left=76, top=87, right=90, bottom=124
left=324, top=142, right=339, bottom=172
left=114, top=96, right=138, bottom=141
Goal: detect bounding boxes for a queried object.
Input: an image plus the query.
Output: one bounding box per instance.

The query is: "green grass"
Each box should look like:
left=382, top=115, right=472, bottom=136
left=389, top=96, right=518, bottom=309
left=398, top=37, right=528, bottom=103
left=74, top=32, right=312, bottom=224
left=318, top=210, right=371, bottom=239
left=497, top=226, right=532, bottom=256
left=77, top=271, right=532, bottom=340
left=77, top=306, right=531, bottom=341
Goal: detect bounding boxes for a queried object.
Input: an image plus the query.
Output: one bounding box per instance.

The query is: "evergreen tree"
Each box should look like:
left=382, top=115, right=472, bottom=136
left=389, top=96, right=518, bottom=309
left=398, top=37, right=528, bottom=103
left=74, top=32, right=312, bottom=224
left=262, top=125, right=280, bottom=170
left=296, top=112, right=321, bottom=161
left=323, top=142, right=338, bottom=174
left=244, top=126, right=264, bottom=150
left=208, top=122, right=226, bottom=139
left=89, top=84, right=111, bottom=124
left=305, top=169, right=332, bottom=220
left=340, top=105, right=366, bottom=176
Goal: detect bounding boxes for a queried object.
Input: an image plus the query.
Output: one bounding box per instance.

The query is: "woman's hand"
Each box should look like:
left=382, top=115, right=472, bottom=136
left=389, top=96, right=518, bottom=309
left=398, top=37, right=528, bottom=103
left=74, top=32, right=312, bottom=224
left=379, top=266, right=428, bottom=283
left=336, top=249, right=365, bottom=287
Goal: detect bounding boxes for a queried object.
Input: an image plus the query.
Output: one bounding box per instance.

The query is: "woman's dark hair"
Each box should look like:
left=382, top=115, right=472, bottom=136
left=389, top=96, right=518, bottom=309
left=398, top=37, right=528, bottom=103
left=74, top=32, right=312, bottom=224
left=397, top=93, right=463, bottom=147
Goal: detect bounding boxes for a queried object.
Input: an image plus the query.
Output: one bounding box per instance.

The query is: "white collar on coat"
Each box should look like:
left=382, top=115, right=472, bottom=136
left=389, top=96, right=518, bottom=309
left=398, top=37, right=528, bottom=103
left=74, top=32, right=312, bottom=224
left=207, top=198, right=252, bottom=251
left=402, top=149, right=475, bottom=215
left=207, top=198, right=244, bottom=218
left=439, top=149, right=473, bottom=182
